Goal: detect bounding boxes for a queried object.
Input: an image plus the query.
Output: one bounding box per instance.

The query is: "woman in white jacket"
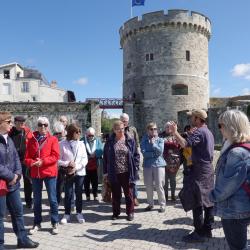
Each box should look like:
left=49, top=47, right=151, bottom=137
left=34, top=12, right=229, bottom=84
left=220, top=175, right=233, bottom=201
left=58, top=124, right=88, bottom=224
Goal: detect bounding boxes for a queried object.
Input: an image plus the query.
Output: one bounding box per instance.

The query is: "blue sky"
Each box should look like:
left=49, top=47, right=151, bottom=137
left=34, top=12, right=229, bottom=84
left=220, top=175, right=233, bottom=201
left=1, top=0, right=250, bottom=116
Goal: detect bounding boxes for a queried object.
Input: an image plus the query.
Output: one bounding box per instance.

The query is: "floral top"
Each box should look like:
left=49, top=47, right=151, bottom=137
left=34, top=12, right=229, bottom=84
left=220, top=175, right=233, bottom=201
left=114, top=138, right=129, bottom=174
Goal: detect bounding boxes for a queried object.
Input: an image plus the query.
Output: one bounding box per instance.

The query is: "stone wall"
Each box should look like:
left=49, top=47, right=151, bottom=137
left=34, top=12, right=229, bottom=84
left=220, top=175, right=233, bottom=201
left=0, top=102, right=101, bottom=136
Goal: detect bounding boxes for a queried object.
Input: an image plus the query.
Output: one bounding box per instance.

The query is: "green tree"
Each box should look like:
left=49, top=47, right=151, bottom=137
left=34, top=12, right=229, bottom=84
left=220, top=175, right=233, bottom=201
left=101, top=117, right=118, bottom=135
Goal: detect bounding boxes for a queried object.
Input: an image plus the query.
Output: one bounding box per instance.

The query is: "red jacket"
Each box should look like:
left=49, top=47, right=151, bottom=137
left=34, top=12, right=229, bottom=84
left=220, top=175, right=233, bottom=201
left=25, top=131, right=60, bottom=178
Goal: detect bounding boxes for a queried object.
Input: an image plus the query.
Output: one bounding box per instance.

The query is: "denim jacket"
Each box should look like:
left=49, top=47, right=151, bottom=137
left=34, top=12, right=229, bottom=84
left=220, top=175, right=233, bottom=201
left=141, top=135, right=166, bottom=168
left=210, top=146, right=250, bottom=219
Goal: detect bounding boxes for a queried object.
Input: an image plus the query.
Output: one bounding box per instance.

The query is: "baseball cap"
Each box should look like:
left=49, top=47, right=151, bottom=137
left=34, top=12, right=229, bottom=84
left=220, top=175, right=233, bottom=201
left=14, top=116, right=26, bottom=122
left=186, top=109, right=207, bottom=120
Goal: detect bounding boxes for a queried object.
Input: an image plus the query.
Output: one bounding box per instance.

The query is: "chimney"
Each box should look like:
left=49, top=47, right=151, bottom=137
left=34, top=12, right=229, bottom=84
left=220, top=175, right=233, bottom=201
left=50, top=80, right=57, bottom=88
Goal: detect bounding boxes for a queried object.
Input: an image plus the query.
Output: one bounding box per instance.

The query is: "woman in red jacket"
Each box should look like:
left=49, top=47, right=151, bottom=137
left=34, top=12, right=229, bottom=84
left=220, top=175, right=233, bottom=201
left=25, top=117, right=60, bottom=235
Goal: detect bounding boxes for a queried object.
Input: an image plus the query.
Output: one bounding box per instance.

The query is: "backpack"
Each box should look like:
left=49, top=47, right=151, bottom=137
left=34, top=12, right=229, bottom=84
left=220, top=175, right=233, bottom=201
left=227, top=143, right=250, bottom=197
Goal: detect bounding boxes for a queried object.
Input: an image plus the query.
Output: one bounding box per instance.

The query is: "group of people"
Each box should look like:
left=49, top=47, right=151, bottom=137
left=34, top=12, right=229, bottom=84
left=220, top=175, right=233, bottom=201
left=0, top=108, right=250, bottom=250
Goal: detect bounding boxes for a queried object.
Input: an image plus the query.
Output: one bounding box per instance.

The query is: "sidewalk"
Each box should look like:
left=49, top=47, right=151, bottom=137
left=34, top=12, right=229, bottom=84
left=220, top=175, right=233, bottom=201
left=4, top=181, right=233, bottom=250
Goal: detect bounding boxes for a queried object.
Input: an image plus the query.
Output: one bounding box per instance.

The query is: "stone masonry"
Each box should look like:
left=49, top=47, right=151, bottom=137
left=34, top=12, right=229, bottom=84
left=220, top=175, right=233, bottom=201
left=120, top=9, right=211, bottom=135
left=0, top=101, right=101, bottom=135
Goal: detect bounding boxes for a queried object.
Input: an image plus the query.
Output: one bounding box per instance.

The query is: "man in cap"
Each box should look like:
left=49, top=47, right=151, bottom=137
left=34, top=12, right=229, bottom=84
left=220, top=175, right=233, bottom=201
left=9, top=115, right=33, bottom=209
left=169, top=109, right=214, bottom=243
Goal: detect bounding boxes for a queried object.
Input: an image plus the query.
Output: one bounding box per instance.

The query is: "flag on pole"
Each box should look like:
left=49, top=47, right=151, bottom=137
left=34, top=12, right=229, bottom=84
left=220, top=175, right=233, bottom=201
left=132, top=0, right=145, bottom=7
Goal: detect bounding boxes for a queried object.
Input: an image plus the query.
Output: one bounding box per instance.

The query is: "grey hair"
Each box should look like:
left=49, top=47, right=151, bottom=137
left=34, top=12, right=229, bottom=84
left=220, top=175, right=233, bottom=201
left=86, top=127, right=95, bottom=135
left=53, top=121, right=65, bottom=133
left=219, top=110, right=250, bottom=143
left=164, top=121, right=171, bottom=129
left=120, top=113, right=129, bottom=121
left=37, top=116, right=49, bottom=127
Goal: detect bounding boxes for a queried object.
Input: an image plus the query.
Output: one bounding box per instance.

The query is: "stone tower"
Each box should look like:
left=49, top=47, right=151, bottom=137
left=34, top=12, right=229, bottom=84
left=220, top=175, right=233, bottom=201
left=119, top=9, right=211, bottom=134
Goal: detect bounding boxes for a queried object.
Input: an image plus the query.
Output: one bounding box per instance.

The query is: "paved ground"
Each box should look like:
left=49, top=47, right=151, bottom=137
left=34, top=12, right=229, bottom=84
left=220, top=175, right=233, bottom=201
left=3, top=175, right=247, bottom=250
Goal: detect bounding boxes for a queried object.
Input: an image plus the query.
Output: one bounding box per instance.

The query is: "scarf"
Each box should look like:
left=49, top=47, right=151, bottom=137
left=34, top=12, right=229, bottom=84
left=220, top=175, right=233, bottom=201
left=85, top=136, right=96, bottom=155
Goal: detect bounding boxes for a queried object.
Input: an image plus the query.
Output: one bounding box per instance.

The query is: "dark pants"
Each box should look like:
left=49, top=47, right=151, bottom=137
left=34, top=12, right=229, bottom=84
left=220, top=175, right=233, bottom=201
left=0, top=188, right=29, bottom=249
left=56, top=169, right=75, bottom=207
left=32, top=177, right=59, bottom=225
left=222, top=218, right=250, bottom=250
left=22, top=164, right=32, bottom=205
left=84, top=169, right=98, bottom=198
left=111, top=172, right=134, bottom=216
left=64, top=175, right=84, bottom=214
left=165, top=170, right=177, bottom=198
left=192, top=206, right=214, bottom=233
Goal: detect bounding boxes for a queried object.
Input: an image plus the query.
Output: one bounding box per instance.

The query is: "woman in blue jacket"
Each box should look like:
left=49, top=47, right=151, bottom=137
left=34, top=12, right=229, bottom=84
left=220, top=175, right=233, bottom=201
left=210, top=110, right=250, bottom=250
left=141, top=122, right=166, bottom=213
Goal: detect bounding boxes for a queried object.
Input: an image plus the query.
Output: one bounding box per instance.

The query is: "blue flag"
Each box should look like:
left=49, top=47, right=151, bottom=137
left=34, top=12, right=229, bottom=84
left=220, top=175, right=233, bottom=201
left=132, top=0, right=145, bottom=7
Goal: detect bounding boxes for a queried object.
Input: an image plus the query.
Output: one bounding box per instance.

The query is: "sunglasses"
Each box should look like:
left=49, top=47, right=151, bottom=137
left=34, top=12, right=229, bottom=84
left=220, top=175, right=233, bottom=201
left=75, top=131, right=81, bottom=134
left=4, top=120, right=12, bottom=124
left=149, top=128, right=157, bottom=131
left=88, top=135, right=94, bottom=137
left=54, top=132, right=62, bottom=135
left=115, top=127, right=124, bottom=131
left=38, top=123, right=48, bottom=127
left=218, top=123, right=223, bottom=129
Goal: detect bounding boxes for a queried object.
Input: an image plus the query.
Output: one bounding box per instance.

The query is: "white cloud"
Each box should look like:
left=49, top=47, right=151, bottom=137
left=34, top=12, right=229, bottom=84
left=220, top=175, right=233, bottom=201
left=242, top=88, right=250, bottom=95
left=231, top=63, right=250, bottom=80
left=212, top=88, right=221, bottom=96
left=73, top=77, right=88, bottom=86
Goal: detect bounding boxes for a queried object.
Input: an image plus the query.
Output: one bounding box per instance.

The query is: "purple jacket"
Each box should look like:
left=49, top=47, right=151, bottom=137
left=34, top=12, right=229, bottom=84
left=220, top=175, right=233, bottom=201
left=103, top=133, right=140, bottom=184
left=0, top=135, right=22, bottom=192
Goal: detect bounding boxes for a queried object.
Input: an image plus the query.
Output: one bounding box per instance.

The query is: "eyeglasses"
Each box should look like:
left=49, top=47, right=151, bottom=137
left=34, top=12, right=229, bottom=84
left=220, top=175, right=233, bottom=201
left=75, top=131, right=81, bottom=134
left=149, top=128, right=157, bottom=131
left=218, top=123, right=223, bottom=129
left=38, top=123, right=48, bottom=127
left=115, top=128, right=124, bottom=131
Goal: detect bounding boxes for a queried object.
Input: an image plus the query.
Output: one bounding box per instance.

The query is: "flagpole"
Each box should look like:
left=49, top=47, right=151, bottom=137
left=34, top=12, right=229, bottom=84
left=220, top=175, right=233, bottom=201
left=131, top=2, right=133, bottom=18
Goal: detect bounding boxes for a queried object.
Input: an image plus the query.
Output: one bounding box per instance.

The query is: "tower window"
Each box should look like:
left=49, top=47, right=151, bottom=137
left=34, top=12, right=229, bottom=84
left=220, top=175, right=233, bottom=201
left=4, top=70, right=10, bottom=79
left=127, top=62, right=132, bottom=69
left=186, top=50, right=190, bottom=61
left=172, top=84, right=188, bottom=95
left=146, top=53, right=154, bottom=61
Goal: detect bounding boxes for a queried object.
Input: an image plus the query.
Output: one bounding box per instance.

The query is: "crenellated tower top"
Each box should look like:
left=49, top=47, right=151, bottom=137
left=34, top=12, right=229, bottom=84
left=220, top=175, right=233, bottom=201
left=119, top=9, right=211, bottom=47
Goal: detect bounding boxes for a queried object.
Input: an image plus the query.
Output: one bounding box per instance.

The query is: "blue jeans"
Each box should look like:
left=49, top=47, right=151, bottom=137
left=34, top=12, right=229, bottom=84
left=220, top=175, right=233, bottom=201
left=64, top=175, right=84, bottom=214
left=32, top=177, right=59, bottom=225
left=0, top=188, right=28, bottom=249
left=132, top=183, right=138, bottom=199
left=222, top=218, right=250, bottom=250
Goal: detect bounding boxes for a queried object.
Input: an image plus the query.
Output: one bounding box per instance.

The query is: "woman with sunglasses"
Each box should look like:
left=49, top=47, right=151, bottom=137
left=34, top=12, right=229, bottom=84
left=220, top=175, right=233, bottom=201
left=210, top=110, right=250, bottom=250
left=141, top=122, right=166, bottom=213
left=25, top=117, right=60, bottom=235
left=59, top=124, right=88, bottom=225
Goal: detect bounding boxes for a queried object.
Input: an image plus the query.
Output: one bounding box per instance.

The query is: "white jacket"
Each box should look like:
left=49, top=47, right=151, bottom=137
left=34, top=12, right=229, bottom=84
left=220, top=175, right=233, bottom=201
left=58, top=139, right=88, bottom=176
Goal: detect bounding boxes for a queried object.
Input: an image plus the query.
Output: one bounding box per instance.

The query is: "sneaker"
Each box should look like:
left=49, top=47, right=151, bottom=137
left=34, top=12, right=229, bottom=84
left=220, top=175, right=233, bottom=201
left=144, top=205, right=154, bottom=211
left=182, top=231, right=205, bottom=243
left=51, top=223, right=59, bottom=235
left=94, top=196, right=99, bottom=202
left=60, top=214, right=70, bottom=225
left=171, top=195, right=176, bottom=201
left=76, top=213, right=85, bottom=224
left=127, top=213, right=134, bottom=221
left=111, top=214, right=119, bottom=220
left=158, top=206, right=166, bottom=213
left=134, top=198, right=139, bottom=206
left=29, top=224, right=41, bottom=235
